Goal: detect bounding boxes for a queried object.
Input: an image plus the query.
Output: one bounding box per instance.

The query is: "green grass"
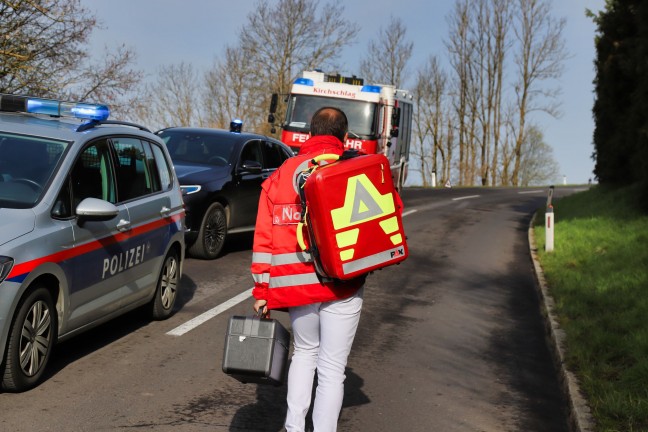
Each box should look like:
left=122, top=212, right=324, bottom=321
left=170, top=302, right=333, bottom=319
left=534, top=185, right=648, bottom=432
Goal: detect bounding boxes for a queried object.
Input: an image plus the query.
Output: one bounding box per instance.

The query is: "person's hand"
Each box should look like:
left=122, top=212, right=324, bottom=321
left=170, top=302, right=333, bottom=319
left=254, top=299, right=268, bottom=317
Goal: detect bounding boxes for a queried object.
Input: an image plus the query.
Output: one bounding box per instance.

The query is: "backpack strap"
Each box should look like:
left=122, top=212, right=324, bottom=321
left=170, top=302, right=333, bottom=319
left=295, top=153, right=340, bottom=252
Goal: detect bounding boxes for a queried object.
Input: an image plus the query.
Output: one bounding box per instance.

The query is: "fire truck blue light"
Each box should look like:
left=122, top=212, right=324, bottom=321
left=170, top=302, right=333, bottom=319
left=294, top=78, right=315, bottom=86
left=360, top=85, right=381, bottom=93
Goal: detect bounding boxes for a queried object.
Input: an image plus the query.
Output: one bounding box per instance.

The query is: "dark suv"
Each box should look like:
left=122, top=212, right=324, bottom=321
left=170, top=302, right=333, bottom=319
left=156, top=127, right=294, bottom=259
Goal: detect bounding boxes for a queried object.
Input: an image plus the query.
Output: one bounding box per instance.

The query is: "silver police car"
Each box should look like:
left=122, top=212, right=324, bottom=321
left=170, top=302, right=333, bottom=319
left=0, top=94, right=185, bottom=392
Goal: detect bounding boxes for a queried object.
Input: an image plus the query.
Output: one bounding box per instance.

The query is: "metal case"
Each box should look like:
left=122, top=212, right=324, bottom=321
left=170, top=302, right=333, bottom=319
left=222, top=315, right=290, bottom=385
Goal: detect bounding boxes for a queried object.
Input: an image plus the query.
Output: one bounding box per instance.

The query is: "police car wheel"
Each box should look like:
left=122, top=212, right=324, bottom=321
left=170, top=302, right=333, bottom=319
left=188, top=202, right=227, bottom=260
left=2, top=286, right=57, bottom=392
left=151, top=249, right=180, bottom=320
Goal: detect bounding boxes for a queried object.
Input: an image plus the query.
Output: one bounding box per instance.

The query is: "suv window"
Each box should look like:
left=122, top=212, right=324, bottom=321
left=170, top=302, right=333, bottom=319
left=52, top=137, right=173, bottom=218
left=53, top=139, right=116, bottom=218
left=0, top=133, right=68, bottom=208
left=161, top=131, right=236, bottom=166
left=112, top=137, right=155, bottom=201
left=240, top=140, right=263, bottom=166
left=263, top=140, right=289, bottom=169
left=148, top=142, right=173, bottom=191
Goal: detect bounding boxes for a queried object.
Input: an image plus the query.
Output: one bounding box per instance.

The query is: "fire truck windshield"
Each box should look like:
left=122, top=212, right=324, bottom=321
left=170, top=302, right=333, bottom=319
left=285, top=95, right=378, bottom=138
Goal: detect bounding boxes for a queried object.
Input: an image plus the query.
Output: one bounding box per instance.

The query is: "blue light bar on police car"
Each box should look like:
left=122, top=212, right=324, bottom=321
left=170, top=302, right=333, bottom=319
left=0, top=93, right=110, bottom=121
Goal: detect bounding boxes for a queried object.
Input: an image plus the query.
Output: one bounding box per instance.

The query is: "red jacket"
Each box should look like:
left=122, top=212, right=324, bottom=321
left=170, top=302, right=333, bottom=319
left=251, top=135, right=364, bottom=310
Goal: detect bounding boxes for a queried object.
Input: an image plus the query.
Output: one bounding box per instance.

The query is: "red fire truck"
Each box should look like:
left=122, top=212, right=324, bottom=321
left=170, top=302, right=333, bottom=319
left=268, top=70, right=413, bottom=191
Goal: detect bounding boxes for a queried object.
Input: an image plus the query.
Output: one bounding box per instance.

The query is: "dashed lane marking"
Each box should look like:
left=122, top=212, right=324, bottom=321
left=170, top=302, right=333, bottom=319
left=452, top=195, right=480, bottom=201
left=166, top=289, right=252, bottom=336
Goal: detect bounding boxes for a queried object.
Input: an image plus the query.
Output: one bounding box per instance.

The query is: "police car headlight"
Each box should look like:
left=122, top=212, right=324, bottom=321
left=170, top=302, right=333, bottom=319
left=0, top=257, right=14, bottom=283
left=180, top=185, right=201, bottom=196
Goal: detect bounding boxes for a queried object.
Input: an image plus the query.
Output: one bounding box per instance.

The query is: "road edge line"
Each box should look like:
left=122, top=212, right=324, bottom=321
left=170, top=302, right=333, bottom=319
left=528, top=214, right=595, bottom=432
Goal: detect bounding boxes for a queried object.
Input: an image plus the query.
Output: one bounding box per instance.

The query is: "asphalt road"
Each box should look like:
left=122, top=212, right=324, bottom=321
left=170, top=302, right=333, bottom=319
left=0, top=186, right=584, bottom=431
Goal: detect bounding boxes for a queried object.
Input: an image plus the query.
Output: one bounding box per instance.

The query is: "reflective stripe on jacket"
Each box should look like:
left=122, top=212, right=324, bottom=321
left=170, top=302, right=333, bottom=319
left=251, top=135, right=363, bottom=310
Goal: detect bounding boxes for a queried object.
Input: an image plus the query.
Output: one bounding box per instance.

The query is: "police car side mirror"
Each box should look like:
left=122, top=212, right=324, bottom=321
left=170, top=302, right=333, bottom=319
left=76, top=197, right=119, bottom=226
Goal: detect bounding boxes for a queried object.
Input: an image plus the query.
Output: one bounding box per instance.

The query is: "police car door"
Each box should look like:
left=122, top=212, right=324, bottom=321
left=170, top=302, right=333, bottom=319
left=66, top=139, right=131, bottom=331
left=109, top=137, right=172, bottom=307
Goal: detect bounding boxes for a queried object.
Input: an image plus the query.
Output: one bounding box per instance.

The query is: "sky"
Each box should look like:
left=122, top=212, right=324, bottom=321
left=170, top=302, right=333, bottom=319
left=86, top=0, right=606, bottom=185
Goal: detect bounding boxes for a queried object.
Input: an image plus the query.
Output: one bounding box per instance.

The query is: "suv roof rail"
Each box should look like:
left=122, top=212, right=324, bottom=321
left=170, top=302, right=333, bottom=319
left=76, top=119, right=151, bottom=133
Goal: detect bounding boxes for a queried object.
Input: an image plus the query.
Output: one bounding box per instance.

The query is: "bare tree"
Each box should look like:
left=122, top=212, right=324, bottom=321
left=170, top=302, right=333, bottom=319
left=510, top=0, right=567, bottom=185
left=135, top=0, right=357, bottom=134
left=441, top=0, right=564, bottom=187
left=359, top=16, right=414, bottom=87
left=411, top=56, right=451, bottom=187
left=411, top=79, right=433, bottom=187
left=488, top=0, right=511, bottom=186
left=499, top=103, right=520, bottom=184
left=470, top=0, right=511, bottom=186
left=204, top=46, right=264, bottom=131
left=232, top=0, right=359, bottom=134
left=0, top=0, right=141, bottom=109
left=136, top=62, right=201, bottom=130
left=445, top=0, right=473, bottom=186
left=518, top=124, right=560, bottom=186
left=446, top=0, right=512, bottom=186
left=67, top=44, right=143, bottom=119
left=412, top=57, right=438, bottom=186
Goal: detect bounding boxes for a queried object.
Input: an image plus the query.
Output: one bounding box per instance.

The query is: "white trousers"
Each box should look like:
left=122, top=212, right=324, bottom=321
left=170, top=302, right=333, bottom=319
left=284, top=288, right=364, bottom=432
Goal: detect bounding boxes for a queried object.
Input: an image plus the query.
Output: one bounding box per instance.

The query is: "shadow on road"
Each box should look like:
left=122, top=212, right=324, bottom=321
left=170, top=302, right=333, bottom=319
left=228, top=367, right=370, bottom=431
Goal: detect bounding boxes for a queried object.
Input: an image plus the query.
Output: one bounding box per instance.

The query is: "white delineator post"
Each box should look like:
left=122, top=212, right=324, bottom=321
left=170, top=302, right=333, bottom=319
left=545, top=205, right=554, bottom=252
left=545, top=186, right=555, bottom=252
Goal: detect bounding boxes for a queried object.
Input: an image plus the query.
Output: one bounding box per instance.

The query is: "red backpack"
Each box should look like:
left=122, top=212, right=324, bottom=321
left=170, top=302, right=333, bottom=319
left=296, top=152, right=408, bottom=280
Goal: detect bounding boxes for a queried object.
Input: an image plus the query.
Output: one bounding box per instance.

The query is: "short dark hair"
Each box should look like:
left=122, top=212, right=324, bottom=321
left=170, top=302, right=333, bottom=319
left=310, top=107, right=348, bottom=142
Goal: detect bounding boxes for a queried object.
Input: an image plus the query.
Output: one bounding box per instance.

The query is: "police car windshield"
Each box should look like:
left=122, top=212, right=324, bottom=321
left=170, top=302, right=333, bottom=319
left=0, top=133, right=67, bottom=209
left=286, top=95, right=378, bottom=137
left=159, top=130, right=236, bottom=166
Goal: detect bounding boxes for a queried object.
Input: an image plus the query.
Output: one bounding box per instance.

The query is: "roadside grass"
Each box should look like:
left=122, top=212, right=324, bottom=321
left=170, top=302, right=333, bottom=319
left=534, top=185, right=648, bottom=432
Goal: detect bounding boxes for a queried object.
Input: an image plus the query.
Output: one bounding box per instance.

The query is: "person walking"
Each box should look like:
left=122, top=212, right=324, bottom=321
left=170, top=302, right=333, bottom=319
left=251, top=107, right=366, bottom=431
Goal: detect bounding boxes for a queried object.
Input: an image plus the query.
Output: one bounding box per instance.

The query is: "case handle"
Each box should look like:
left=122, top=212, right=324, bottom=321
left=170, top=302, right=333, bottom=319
left=256, top=306, right=268, bottom=319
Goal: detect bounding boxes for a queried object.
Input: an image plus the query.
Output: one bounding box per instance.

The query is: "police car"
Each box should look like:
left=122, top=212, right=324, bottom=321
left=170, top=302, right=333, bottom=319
left=0, top=94, right=185, bottom=392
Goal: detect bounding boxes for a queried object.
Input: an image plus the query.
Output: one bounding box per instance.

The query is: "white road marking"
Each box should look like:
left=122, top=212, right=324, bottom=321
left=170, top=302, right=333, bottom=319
left=452, top=195, right=480, bottom=201
left=168, top=204, right=418, bottom=336
left=518, top=190, right=544, bottom=194
left=166, top=289, right=252, bottom=336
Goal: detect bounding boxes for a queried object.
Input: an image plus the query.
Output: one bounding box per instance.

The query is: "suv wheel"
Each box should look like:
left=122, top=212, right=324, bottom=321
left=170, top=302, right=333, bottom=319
left=151, top=249, right=180, bottom=320
left=188, top=202, right=227, bottom=259
left=2, top=286, right=57, bottom=392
